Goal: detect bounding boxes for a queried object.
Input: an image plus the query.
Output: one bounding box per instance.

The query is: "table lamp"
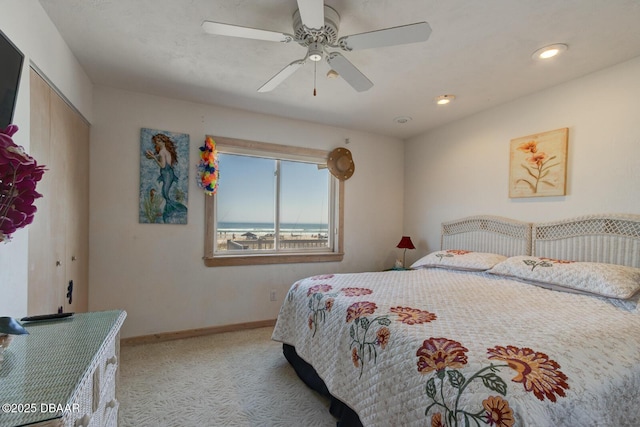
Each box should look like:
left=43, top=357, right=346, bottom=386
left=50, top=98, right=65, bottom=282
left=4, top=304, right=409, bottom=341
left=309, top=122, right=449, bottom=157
left=396, top=236, right=416, bottom=268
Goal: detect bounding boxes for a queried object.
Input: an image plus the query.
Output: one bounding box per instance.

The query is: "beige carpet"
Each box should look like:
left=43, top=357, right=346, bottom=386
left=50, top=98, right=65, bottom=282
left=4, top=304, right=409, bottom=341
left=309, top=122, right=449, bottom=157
left=118, top=327, right=336, bottom=427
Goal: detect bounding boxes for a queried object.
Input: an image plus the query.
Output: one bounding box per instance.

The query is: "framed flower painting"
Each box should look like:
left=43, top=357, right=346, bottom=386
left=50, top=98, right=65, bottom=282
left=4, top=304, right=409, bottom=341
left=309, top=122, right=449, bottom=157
left=509, top=128, right=568, bottom=198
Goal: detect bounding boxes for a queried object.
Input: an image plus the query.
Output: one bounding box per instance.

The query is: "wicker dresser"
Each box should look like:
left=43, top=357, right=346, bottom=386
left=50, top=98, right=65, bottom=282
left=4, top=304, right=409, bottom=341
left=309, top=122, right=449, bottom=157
left=0, top=310, right=127, bottom=427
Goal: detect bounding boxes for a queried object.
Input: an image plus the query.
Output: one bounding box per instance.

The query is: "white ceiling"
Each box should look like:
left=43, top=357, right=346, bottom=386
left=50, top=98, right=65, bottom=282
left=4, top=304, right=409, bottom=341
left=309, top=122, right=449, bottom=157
left=39, top=0, right=640, bottom=140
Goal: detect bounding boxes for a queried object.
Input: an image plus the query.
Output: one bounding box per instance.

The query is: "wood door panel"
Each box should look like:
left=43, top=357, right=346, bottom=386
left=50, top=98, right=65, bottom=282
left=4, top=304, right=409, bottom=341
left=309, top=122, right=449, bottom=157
left=28, top=70, right=62, bottom=314
left=62, top=101, right=89, bottom=313
left=28, top=68, right=89, bottom=315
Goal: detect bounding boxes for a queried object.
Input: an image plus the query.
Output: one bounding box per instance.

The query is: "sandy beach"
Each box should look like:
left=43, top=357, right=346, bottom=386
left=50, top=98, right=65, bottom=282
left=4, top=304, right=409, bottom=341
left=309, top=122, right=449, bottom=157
left=216, top=230, right=328, bottom=251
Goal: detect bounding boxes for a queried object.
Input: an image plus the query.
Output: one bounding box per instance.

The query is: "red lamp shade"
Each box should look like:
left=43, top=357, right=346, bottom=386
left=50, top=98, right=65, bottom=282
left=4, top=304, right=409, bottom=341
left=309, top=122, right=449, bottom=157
left=396, top=236, right=415, bottom=250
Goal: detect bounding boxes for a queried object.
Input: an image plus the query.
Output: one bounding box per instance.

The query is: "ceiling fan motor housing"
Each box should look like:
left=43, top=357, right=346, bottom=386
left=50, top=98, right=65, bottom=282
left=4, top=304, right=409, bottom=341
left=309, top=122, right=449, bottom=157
left=293, top=5, right=340, bottom=46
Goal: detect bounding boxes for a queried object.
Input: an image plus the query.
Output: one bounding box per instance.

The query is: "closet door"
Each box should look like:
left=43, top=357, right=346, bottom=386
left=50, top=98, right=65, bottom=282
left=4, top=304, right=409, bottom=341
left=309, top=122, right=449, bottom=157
left=28, top=69, right=89, bottom=315
left=28, top=69, right=64, bottom=313
left=58, top=94, right=90, bottom=313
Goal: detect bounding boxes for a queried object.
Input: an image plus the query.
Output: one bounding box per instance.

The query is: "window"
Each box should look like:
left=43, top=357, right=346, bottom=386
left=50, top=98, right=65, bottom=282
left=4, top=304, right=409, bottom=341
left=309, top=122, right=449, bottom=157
left=204, top=136, right=344, bottom=266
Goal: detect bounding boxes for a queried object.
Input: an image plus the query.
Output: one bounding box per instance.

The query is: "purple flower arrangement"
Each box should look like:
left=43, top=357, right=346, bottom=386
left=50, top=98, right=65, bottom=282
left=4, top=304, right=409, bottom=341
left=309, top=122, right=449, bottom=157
left=0, top=125, right=46, bottom=243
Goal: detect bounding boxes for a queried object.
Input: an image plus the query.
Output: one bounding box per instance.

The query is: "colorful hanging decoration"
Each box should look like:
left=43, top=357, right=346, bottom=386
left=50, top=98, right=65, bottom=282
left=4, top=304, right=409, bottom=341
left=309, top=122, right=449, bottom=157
left=196, top=136, right=218, bottom=195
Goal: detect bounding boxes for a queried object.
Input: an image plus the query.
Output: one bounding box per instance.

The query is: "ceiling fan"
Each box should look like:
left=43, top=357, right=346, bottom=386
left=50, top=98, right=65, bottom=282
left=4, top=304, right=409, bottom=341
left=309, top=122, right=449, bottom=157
left=201, top=0, right=432, bottom=94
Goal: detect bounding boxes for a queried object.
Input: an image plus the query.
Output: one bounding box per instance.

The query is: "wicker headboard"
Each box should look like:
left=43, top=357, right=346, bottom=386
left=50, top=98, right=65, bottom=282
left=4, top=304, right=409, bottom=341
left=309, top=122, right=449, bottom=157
left=441, top=215, right=532, bottom=256
left=532, top=214, right=640, bottom=268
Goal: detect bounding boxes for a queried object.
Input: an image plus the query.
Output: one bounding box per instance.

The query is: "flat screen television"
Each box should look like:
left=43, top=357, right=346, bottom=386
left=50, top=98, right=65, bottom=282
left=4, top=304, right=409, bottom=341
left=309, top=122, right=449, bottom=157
left=0, top=29, right=24, bottom=129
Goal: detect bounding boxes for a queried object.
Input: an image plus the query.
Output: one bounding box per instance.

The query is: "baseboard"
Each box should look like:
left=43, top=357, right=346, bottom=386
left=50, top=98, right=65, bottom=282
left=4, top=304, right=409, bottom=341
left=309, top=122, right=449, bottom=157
left=121, top=319, right=277, bottom=346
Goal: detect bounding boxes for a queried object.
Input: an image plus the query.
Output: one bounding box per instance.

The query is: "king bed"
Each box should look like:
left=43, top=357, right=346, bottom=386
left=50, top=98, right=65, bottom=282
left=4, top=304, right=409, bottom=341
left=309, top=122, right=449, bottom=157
left=271, top=214, right=640, bottom=426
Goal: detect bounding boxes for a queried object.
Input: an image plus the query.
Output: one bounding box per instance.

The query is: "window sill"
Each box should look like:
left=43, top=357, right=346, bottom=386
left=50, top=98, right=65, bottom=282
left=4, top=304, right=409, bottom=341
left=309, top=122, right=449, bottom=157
left=204, top=252, right=344, bottom=267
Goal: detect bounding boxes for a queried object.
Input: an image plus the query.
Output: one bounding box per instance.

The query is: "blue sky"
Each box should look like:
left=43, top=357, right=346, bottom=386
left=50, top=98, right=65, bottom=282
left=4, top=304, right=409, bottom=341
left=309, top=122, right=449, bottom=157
left=216, top=153, right=329, bottom=224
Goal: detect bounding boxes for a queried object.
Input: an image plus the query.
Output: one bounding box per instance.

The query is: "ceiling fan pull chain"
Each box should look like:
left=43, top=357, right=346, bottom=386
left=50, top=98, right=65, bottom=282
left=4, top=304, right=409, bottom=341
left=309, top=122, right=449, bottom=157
left=313, top=60, right=317, bottom=96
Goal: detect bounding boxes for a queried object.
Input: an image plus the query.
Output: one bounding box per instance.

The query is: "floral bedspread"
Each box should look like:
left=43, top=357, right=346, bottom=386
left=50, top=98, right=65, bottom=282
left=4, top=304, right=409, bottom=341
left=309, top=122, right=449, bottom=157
left=271, top=268, right=640, bottom=426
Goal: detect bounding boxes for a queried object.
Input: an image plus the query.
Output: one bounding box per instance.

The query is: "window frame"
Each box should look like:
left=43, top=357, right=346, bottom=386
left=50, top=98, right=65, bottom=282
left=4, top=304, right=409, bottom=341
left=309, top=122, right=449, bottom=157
left=204, top=136, right=344, bottom=267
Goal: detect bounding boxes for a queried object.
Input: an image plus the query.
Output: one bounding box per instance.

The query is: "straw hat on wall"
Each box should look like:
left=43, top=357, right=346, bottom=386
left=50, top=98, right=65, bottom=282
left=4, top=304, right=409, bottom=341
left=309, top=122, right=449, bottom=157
left=327, top=147, right=355, bottom=180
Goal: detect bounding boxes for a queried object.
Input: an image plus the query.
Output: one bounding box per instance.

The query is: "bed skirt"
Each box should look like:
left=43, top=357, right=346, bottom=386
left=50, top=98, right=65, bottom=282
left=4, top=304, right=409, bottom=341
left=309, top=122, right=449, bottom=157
left=282, top=344, right=363, bottom=427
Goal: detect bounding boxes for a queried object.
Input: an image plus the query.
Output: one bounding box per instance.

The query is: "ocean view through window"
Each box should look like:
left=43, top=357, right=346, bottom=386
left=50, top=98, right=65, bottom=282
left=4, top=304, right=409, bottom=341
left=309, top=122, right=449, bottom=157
left=204, top=136, right=344, bottom=266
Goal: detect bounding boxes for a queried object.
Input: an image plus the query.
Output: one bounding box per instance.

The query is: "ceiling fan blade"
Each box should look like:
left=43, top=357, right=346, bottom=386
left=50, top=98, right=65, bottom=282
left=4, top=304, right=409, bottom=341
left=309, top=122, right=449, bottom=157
left=326, top=52, right=373, bottom=92
left=338, top=22, right=431, bottom=51
left=296, top=0, right=325, bottom=30
left=258, top=59, right=306, bottom=92
left=202, top=21, right=293, bottom=43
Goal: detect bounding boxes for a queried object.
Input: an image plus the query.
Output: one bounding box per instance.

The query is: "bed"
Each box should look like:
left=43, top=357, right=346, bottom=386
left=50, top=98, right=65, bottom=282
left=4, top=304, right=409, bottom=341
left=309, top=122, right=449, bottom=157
left=271, top=214, right=640, bottom=426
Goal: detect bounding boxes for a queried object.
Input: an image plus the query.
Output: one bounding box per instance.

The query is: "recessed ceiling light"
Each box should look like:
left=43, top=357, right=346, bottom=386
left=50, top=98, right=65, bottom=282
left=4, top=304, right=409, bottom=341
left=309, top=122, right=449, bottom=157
left=393, top=116, right=412, bottom=124
left=532, top=43, right=568, bottom=60
left=435, top=95, right=455, bottom=105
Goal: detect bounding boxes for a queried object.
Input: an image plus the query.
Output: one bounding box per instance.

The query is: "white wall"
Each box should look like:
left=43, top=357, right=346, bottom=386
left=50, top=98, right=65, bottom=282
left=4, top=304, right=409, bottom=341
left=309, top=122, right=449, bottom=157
left=89, top=86, right=404, bottom=338
left=0, top=0, right=92, bottom=316
left=404, top=56, right=640, bottom=261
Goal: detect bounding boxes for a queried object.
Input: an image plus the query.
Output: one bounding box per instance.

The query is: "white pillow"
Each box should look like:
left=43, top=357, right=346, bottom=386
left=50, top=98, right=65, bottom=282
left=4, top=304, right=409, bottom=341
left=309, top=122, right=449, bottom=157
left=488, top=256, right=640, bottom=300
left=411, top=250, right=507, bottom=272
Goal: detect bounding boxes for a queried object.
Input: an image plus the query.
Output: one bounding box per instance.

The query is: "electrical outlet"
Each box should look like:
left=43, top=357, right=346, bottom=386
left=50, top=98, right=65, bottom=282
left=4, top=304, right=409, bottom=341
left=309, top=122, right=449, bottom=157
left=270, top=290, right=277, bottom=301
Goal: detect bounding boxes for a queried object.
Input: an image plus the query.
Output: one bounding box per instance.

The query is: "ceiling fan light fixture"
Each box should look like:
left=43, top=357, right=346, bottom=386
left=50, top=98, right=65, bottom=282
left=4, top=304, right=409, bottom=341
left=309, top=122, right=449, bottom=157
left=326, top=69, right=339, bottom=79
left=308, top=41, right=323, bottom=61
left=435, top=94, right=455, bottom=105
left=532, top=43, right=568, bottom=60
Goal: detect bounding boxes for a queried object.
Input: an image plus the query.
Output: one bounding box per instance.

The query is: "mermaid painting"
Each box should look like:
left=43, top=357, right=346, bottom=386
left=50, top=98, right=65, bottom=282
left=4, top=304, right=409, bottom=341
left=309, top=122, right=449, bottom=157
left=140, top=129, right=188, bottom=224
